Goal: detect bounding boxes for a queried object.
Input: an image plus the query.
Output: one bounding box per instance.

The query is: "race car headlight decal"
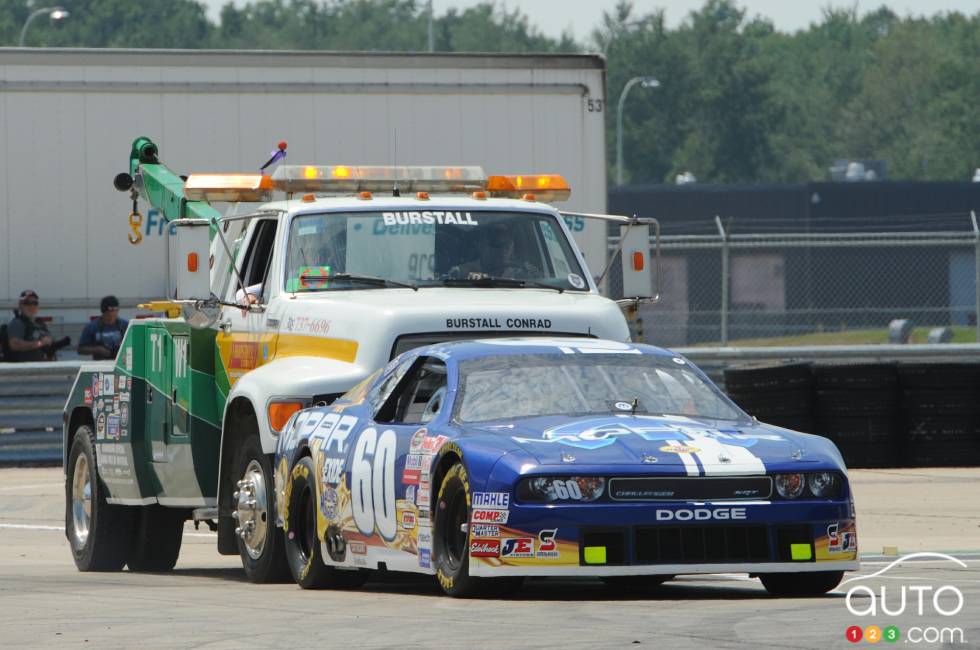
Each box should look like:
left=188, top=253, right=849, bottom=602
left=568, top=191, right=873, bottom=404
left=518, top=477, right=605, bottom=502
left=807, top=471, right=839, bottom=497
left=774, top=473, right=805, bottom=499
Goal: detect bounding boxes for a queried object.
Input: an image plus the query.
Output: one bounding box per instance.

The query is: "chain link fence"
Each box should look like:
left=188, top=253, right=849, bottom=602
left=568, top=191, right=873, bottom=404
left=607, top=212, right=980, bottom=347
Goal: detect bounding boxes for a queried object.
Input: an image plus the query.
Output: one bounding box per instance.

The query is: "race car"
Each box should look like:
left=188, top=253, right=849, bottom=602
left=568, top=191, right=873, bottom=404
left=273, top=338, right=858, bottom=597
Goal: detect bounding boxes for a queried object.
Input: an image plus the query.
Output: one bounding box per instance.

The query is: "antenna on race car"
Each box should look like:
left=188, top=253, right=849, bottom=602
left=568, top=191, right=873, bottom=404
left=630, top=397, right=638, bottom=416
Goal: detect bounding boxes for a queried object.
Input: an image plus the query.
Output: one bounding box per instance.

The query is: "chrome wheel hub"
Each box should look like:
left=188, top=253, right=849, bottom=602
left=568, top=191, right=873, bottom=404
left=233, top=460, right=268, bottom=559
left=70, top=453, right=92, bottom=550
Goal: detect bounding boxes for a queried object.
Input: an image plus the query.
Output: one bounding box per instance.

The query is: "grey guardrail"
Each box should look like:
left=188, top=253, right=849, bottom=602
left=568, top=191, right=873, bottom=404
left=0, top=361, right=82, bottom=465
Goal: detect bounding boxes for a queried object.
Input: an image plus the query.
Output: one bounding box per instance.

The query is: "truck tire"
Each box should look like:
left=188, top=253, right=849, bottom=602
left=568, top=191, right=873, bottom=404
left=126, top=506, right=186, bottom=571
left=759, top=571, right=843, bottom=596
left=232, top=435, right=290, bottom=583
left=65, top=425, right=135, bottom=571
left=283, top=457, right=368, bottom=589
left=434, top=462, right=522, bottom=598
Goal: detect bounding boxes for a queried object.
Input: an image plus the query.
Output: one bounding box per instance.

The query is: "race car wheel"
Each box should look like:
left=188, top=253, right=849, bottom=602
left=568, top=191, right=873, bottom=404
left=759, top=571, right=844, bottom=596
left=233, top=435, right=290, bottom=583
left=434, top=462, right=522, bottom=598
left=602, top=575, right=674, bottom=590
left=126, top=506, right=186, bottom=571
left=283, top=457, right=368, bottom=590
left=65, top=425, right=135, bottom=571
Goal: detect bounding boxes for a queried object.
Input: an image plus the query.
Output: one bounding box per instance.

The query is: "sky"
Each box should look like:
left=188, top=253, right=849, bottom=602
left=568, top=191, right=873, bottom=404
left=200, top=0, right=980, bottom=41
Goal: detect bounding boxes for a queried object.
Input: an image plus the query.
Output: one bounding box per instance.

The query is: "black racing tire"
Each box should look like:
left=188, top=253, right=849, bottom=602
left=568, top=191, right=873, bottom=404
left=901, top=389, right=980, bottom=415
left=816, top=416, right=898, bottom=444
left=727, top=389, right=812, bottom=418
left=759, top=571, right=843, bottom=596
left=903, top=441, right=980, bottom=468
left=602, top=575, right=674, bottom=590
left=232, top=435, right=291, bottom=583
left=126, top=506, right=186, bottom=572
left=434, top=462, right=523, bottom=598
left=815, top=389, right=898, bottom=417
left=65, top=425, right=135, bottom=571
left=835, top=442, right=900, bottom=469
left=813, top=363, right=898, bottom=389
left=904, top=415, right=980, bottom=443
left=283, top=457, right=369, bottom=590
left=723, top=363, right=812, bottom=393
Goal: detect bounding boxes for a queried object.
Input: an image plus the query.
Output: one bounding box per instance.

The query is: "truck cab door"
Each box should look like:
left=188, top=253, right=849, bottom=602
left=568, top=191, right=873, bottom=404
left=144, top=325, right=172, bottom=464
left=216, top=217, right=280, bottom=385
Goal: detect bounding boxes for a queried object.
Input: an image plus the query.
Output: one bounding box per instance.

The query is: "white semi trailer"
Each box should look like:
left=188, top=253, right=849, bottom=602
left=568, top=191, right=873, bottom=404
left=0, top=49, right=609, bottom=326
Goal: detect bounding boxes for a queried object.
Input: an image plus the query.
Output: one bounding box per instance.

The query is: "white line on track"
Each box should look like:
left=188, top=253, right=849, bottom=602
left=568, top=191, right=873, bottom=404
left=0, top=523, right=215, bottom=538
left=0, top=483, right=62, bottom=491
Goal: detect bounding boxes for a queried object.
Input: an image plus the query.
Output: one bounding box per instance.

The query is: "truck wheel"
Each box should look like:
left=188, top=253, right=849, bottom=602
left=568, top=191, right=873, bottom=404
left=232, top=435, right=290, bottom=583
left=433, top=462, right=522, bottom=598
left=126, top=506, right=186, bottom=571
left=759, top=571, right=844, bottom=596
left=65, top=425, right=134, bottom=571
left=283, top=457, right=368, bottom=589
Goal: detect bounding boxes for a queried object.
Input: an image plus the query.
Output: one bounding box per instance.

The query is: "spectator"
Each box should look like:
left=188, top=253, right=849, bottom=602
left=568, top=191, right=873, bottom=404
left=5, top=290, right=54, bottom=362
left=78, top=295, right=128, bottom=361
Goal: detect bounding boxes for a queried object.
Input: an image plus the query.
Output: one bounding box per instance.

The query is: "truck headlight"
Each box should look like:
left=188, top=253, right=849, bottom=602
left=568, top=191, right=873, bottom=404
left=774, top=473, right=805, bottom=498
left=518, top=477, right=605, bottom=502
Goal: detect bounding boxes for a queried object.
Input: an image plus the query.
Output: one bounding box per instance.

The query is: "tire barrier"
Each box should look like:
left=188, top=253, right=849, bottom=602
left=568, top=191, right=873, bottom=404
left=723, top=362, right=980, bottom=468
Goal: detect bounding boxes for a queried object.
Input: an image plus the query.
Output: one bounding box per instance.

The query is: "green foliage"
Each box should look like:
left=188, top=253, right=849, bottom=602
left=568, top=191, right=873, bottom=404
left=2, top=0, right=977, bottom=183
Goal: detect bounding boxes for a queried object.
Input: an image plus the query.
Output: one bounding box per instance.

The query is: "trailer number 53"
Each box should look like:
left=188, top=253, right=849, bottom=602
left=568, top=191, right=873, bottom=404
left=351, top=427, right=397, bottom=541
left=587, top=98, right=604, bottom=113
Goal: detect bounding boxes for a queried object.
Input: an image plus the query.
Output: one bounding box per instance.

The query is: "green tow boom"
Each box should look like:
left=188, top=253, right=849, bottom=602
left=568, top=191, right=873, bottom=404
left=125, top=136, right=221, bottom=230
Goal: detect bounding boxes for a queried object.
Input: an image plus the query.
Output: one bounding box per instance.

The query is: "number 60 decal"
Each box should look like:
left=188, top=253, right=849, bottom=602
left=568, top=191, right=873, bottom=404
left=351, top=427, right=397, bottom=541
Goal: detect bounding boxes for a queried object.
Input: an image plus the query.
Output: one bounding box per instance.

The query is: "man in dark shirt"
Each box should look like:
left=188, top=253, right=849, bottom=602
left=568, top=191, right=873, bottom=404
left=78, top=295, right=129, bottom=361
left=5, top=290, right=53, bottom=362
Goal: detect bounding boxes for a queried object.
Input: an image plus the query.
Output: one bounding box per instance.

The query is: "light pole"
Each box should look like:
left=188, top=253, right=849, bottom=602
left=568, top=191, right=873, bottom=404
left=616, top=75, right=659, bottom=185
left=19, top=6, right=70, bottom=47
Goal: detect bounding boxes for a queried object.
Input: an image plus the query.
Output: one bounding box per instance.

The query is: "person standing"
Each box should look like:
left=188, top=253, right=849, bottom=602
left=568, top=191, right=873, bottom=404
left=78, top=295, right=129, bottom=361
left=5, top=290, right=53, bottom=362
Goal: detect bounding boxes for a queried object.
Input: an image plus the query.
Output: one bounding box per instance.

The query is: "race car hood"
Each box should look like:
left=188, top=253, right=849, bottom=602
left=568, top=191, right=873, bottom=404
left=470, top=414, right=837, bottom=476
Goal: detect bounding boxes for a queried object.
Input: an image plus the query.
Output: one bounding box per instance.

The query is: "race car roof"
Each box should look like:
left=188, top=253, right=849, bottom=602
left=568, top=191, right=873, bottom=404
left=417, top=338, right=679, bottom=362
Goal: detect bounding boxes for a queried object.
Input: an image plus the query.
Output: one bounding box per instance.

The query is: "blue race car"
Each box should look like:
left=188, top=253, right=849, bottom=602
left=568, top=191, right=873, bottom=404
left=274, top=338, right=858, bottom=597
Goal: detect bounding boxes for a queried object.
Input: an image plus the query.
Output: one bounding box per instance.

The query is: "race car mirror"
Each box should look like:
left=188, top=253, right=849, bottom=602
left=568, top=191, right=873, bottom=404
left=173, top=219, right=212, bottom=301
left=620, top=222, right=653, bottom=300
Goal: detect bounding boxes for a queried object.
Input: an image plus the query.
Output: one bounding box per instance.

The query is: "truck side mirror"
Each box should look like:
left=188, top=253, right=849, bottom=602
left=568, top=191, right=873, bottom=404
left=173, top=219, right=212, bottom=301
left=620, top=223, right=654, bottom=300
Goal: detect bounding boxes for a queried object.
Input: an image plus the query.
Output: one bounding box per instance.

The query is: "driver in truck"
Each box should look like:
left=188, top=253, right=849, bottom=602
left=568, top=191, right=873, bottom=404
left=456, top=221, right=540, bottom=279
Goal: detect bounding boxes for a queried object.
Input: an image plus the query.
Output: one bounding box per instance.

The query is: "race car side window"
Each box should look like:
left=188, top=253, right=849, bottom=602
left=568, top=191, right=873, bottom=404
left=376, top=357, right=448, bottom=424
left=368, top=355, right=417, bottom=416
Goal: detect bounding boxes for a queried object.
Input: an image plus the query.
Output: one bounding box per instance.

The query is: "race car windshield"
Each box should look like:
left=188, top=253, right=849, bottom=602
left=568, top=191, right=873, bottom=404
left=455, top=354, right=744, bottom=423
left=284, top=210, right=588, bottom=292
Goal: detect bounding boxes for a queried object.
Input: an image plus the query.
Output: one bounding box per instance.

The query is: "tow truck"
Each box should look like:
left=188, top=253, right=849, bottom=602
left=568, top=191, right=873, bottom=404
left=62, top=137, right=658, bottom=581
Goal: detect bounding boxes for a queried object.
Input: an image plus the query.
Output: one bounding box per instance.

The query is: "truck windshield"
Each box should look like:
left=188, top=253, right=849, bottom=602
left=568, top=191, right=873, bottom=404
left=455, top=354, right=745, bottom=423
left=284, top=210, right=588, bottom=292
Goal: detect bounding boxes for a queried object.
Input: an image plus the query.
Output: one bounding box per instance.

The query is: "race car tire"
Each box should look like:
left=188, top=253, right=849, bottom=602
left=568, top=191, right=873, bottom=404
left=126, top=505, right=186, bottom=571
left=434, top=462, right=523, bottom=598
left=759, top=571, right=843, bottom=596
left=812, top=363, right=898, bottom=389
left=602, top=575, right=674, bottom=590
left=65, top=425, right=135, bottom=571
left=815, top=389, right=898, bottom=417
left=723, top=363, right=812, bottom=393
left=283, top=457, right=369, bottom=589
left=897, top=363, right=980, bottom=389
left=233, top=435, right=291, bottom=583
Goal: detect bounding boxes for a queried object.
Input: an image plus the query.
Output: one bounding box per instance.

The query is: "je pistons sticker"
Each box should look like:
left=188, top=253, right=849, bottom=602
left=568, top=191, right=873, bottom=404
left=660, top=444, right=701, bottom=454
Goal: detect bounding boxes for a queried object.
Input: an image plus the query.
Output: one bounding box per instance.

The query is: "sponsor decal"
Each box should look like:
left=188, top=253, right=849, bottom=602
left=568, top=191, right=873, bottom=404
left=113, top=396, right=120, bottom=413
left=405, top=454, right=425, bottom=470
left=400, top=510, right=417, bottom=530
left=471, top=524, right=500, bottom=538
left=417, top=527, right=432, bottom=547
left=656, top=507, right=747, bottom=521
left=410, top=428, right=427, bottom=452
left=472, top=492, right=510, bottom=510
left=614, top=401, right=634, bottom=411
left=120, top=403, right=129, bottom=423
left=96, top=413, right=106, bottom=439
left=120, top=391, right=130, bottom=403
left=537, top=529, right=559, bottom=558
left=419, top=548, right=431, bottom=568
left=827, top=522, right=857, bottom=554
left=416, top=488, right=431, bottom=507
left=320, top=486, right=339, bottom=520
left=348, top=540, right=367, bottom=555
left=417, top=509, right=431, bottom=525
left=96, top=399, right=105, bottom=412
left=353, top=556, right=368, bottom=567
left=382, top=211, right=478, bottom=227
left=567, top=273, right=585, bottom=289
left=83, top=388, right=93, bottom=406
left=660, top=444, right=701, bottom=454
left=125, top=347, right=133, bottom=372
left=470, top=539, right=501, bottom=557
left=118, top=375, right=126, bottom=390
left=91, top=374, right=100, bottom=398
left=471, top=509, right=509, bottom=524
left=107, top=415, right=120, bottom=440
left=500, top=537, right=534, bottom=558
left=102, top=374, right=114, bottom=396
left=405, top=485, right=417, bottom=505
left=420, top=435, right=448, bottom=455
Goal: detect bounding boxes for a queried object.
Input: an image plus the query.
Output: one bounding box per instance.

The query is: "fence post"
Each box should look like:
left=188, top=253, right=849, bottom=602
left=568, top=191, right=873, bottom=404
left=715, top=215, right=730, bottom=346
left=973, top=211, right=980, bottom=343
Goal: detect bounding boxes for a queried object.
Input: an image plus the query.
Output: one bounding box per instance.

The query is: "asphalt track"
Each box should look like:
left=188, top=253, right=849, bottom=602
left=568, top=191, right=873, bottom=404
left=1, top=467, right=978, bottom=649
